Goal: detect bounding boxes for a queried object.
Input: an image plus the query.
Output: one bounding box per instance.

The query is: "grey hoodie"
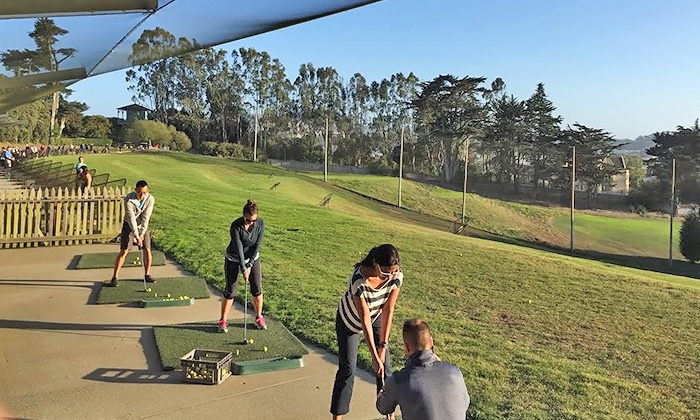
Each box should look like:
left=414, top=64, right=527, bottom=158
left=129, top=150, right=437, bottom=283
left=124, top=191, right=155, bottom=236
left=377, top=350, right=470, bottom=420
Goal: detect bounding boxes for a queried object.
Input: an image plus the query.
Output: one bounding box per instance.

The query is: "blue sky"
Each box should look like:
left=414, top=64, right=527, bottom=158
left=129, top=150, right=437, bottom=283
left=64, top=0, right=700, bottom=140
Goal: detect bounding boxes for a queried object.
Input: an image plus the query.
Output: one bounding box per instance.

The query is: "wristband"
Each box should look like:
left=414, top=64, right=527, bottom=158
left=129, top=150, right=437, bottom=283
left=377, top=341, right=387, bottom=349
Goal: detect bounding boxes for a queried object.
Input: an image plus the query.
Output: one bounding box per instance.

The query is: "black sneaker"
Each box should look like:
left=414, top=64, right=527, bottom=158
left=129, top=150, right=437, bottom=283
left=107, top=277, right=118, bottom=287
left=144, top=275, right=156, bottom=283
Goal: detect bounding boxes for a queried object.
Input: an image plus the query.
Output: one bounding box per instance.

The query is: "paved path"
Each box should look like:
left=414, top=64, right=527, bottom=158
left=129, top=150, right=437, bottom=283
left=0, top=244, right=388, bottom=420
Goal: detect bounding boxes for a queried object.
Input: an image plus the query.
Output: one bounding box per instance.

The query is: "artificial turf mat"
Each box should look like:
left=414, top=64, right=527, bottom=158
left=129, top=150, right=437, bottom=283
left=96, top=277, right=210, bottom=304
left=152, top=318, right=309, bottom=371
left=76, top=250, right=167, bottom=269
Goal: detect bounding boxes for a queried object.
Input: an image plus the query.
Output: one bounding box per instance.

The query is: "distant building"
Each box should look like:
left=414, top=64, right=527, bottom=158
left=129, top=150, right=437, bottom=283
left=116, top=104, right=150, bottom=124
left=599, top=155, right=630, bottom=196
left=541, top=155, right=631, bottom=196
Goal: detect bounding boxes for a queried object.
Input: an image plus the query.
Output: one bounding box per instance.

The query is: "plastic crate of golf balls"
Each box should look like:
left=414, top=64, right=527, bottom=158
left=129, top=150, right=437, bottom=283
left=181, top=349, right=233, bottom=385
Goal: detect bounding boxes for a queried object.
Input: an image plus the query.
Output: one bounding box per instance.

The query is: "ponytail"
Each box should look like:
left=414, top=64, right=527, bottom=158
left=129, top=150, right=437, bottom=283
left=243, top=198, right=257, bottom=216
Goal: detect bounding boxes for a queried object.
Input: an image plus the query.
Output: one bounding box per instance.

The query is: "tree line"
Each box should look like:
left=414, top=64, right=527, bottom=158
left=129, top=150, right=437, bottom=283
left=123, top=28, right=621, bottom=195
left=1, top=21, right=698, bottom=207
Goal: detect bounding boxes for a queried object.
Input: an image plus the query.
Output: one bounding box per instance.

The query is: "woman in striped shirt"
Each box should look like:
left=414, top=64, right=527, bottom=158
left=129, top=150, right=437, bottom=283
left=331, top=244, right=402, bottom=420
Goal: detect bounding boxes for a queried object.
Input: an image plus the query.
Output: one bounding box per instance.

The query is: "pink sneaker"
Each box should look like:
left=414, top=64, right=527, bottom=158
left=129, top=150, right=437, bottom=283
left=217, top=319, right=228, bottom=333
left=255, top=316, right=267, bottom=330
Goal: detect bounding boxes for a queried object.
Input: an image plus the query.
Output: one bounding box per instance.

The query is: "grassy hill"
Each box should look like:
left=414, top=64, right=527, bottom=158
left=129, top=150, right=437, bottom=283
left=315, top=173, right=677, bottom=259
left=51, top=152, right=700, bottom=419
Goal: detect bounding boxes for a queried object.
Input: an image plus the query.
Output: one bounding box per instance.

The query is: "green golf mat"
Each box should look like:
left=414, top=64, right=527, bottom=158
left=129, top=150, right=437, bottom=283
left=153, top=318, right=309, bottom=374
left=76, top=250, right=167, bottom=269
left=96, top=277, right=210, bottom=304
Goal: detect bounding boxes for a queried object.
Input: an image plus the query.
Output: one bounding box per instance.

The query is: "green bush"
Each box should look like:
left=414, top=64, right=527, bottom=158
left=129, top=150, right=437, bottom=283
left=200, top=141, right=218, bottom=156
left=199, top=141, right=253, bottom=160
left=171, top=131, right=192, bottom=151
left=368, top=158, right=397, bottom=176
left=121, top=120, right=171, bottom=147
left=626, top=180, right=664, bottom=213
left=118, top=120, right=191, bottom=151
left=679, top=206, right=700, bottom=263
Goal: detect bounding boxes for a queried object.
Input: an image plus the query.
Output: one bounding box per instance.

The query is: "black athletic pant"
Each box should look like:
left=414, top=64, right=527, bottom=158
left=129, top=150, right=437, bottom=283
left=223, top=258, right=262, bottom=299
left=330, top=312, right=392, bottom=416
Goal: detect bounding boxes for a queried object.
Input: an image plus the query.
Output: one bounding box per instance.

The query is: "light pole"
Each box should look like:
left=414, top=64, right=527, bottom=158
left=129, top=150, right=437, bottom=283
left=669, top=158, right=676, bottom=267
left=253, top=104, right=259, bottom=162
left=324, top=117, right=329, bottom=182
left=398, top=125, right=404, bottom=207
left=461, top=136, right=470, bottom=225
left=570, top=146, right=576, bottom=252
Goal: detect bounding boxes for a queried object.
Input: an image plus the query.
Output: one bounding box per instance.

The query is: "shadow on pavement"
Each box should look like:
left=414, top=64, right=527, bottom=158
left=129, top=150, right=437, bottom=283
left=0, top=319, right=151, bottom=331
left=140, top=328, right=164, bottom=371
left=0, top=279, right=93, bottom=288
left=66, top=254, right=82, bottom=270
left=82, top=368, right=181, bottom=384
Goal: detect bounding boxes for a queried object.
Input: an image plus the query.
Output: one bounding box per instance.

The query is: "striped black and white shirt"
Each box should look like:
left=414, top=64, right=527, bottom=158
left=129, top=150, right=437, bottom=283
left=338, top=266, right=403, bottom=334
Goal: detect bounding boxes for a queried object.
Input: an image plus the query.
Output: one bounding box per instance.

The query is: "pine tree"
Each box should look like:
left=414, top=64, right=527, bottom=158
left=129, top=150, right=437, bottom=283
left=525, top=83, right=562, bottom=193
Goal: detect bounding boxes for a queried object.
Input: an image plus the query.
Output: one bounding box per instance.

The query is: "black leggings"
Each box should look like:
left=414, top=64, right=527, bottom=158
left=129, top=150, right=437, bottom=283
left=223, top=258, right=262, bottom=299
left=330, top=312, right=392, bottom=416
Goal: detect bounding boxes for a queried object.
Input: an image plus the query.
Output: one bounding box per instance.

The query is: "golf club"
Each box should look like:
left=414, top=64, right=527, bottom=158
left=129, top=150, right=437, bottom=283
left=380, top=376, right=392, bottom=420
left=243, top=271, right=249, bottom=344
left=139, top=245, right=147, bottom=292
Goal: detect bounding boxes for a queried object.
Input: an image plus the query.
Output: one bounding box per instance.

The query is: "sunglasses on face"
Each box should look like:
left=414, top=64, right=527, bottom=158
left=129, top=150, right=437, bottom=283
left=244, top=218, right=257, bottom=225
left=379, top=267, right=400, bottom=279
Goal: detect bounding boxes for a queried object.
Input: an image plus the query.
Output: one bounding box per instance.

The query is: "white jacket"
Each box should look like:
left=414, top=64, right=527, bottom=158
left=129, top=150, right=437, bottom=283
left=124, top=192, right=155, bottom=236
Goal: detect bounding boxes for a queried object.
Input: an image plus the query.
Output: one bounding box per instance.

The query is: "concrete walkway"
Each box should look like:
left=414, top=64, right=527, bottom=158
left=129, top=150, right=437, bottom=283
left=0, top=244, right=388, bottom=420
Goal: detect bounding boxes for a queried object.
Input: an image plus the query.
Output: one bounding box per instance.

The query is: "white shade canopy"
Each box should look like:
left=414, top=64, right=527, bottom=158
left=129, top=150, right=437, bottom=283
left=0, top=0, right=381, bottom=113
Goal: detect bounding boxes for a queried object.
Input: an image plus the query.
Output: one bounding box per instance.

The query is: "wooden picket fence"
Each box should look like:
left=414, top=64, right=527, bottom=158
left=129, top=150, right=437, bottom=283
left=0, top=186, right=126, bottom=248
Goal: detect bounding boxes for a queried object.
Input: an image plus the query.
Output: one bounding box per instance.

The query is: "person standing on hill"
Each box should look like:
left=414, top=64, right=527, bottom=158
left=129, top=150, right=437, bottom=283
left=331, top=244, right=403, bottom=420
left=218, top=199, right=267, bottom=332
left=107, top=180, right=155, bottom=287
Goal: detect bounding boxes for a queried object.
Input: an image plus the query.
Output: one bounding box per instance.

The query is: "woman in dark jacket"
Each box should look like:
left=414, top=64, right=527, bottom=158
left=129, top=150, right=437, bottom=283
left=218, top=199, right=267, bottom=332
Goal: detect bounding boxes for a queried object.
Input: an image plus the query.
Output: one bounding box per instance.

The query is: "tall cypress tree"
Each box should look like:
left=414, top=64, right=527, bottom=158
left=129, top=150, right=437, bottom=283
left=525, top=83, right=562, bottom=194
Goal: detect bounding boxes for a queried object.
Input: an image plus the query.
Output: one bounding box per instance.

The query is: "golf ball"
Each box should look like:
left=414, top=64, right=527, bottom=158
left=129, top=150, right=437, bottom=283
left=146, top=288, right=152, bottom=292
left=263, top=346, right=268, bottom=352
left=249, top=339, right=254, bottom=344
left=167, top=293, right=171, bottom=298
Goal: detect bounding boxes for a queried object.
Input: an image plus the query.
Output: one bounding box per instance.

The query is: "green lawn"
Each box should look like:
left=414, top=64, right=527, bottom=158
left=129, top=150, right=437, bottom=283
left=48, top=152, right=700, bottom=419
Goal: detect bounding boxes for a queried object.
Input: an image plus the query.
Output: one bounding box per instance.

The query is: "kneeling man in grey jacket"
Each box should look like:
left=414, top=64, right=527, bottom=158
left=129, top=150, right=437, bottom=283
left=377, top=318, right=470, bottom=420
